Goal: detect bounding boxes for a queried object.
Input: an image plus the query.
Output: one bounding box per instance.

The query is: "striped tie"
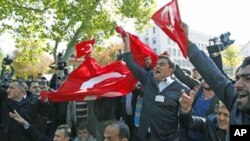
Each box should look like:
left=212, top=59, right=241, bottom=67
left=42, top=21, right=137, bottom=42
left=134, top=96, right=143, bottom=127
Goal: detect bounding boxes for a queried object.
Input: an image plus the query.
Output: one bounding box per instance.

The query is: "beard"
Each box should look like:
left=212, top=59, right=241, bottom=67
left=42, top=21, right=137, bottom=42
left=237, top=91, right=250, bottom=112
left=237, top=102, right=250, bottom=112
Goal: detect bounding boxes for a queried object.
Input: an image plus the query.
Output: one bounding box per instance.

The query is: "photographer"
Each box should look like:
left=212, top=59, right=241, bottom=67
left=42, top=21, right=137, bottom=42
left=49, top=52, right=69, bottom=133
left=49, top=52, right=68, bottom=90
left=0, top=55, right=15, bottom=89
left=207, top=32, right=234, bottom=79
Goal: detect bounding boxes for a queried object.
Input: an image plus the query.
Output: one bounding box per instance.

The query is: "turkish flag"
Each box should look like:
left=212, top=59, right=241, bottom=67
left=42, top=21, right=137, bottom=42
left=151, top=0, right=188, bottom=58
left=75, top=39, right=95, bottom=58
left=115, top=26, right=158, bottom=68
left=40, top=29, right=158, bottom=102
left=41, top=56, right=137, bottom=102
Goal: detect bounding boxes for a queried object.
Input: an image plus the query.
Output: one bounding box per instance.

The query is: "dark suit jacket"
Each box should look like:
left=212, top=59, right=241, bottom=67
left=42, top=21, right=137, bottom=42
left=124, top=52, right=189, bottom=141
left=0, top=90, right=49, bottom=141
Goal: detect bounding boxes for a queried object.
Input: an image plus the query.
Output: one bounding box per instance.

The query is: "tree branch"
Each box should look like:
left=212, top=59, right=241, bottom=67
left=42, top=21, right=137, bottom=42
left=8, top=2, right=45, bottom=13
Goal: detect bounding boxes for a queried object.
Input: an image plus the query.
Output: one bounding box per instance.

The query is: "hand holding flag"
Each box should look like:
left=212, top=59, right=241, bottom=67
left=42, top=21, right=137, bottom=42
left=41, top=28, right=159, bottom=102
left=115, top=26, right=127, bottom=37
left=115, top=26, right=158, bottom=68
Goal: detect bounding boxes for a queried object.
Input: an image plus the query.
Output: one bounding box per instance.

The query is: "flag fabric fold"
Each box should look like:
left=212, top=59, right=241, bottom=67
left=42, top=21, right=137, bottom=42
left=75, top=39, right=95, bottom=58
left=42, top=56, right=137, bottom=102
left=115, top=26, right=158, bottom=68
left=41, top=29, right=158, bottom=102
left=151, top=0, right=188, bottom=58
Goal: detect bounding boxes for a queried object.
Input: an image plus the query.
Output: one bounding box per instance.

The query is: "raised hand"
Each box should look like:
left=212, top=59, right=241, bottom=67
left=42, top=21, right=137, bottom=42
left=115, top=26, right=127, bottom=37
left=179, top=89, right=195, bottom=113
left=9, top=110, right=30, bottom=128
left=115, top=26, right=130, bottom=52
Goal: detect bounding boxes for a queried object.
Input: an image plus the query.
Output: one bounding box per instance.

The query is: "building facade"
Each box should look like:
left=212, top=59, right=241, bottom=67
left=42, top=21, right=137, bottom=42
left=137, top=25, right=213, bottom=70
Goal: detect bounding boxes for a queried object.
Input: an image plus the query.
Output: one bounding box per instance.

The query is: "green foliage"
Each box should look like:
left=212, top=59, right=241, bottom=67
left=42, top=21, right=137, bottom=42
left=0, top=0, right=156, bottom=62
left=12, top=39, right=53, bottom=78
left=0, top=48, right=5, bottom=72
left=92, top=44, right=122, bottom=66
left=0, top=48, right=4, bottom=60
left=222, top=45, right=243, bottom=69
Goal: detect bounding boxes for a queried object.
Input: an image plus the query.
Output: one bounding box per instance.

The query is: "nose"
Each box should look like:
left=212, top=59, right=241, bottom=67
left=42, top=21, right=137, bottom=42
left=218, top=113, right=227, bottom=121
left=234, top=78, right=244, bottom=90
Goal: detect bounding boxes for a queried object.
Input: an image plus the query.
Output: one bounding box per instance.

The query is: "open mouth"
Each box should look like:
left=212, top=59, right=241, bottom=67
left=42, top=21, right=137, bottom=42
left=237, top=91, right=248, bottom=99
left=155, top=70, right=160, bottom=74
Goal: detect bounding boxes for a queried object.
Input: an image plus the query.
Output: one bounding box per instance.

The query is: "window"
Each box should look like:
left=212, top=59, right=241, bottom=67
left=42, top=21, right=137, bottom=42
left=168, top=48, right=171, bottom=55
left=152, top=37, right=156, bottom=44
left=145, top=37, right=149, bottom=44
left=153, top=27, right=156, bottom=33
left=153, top=48, right=157, bottom=53
left=177, top=60, right=181, bottom=65
left=173, top=49, right=176, bottom=56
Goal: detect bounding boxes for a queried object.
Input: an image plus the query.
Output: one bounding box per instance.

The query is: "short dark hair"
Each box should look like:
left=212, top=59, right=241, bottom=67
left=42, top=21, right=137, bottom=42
left=240, top=56, right=250, bottom=68
left=77, top=121, right=88, bottom=131
left=105, top=120, right=130, bottom=140
left=192, top=68, right=198, bottom=71
left=26, top=80, right=39, bottom=89
left=10, top=79, right=28, bottom=91
left=158, top=55, right=175, bottom=70
left=57, top=124, right=71, bottom=137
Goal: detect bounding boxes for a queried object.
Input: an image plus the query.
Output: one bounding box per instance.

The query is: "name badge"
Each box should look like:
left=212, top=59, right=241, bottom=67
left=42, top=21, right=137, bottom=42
left=155, top=95, right=165, bottom=102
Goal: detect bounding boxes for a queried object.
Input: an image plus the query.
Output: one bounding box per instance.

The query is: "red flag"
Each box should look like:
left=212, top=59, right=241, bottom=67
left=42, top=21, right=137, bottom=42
left=115, top=26, right=158, bottom=68
left=151, top=0, right=188, bottom=58
left=41, top=56, right=138, bottom=102
left=41, top=29, right=158, bottom=102
left=75, top=39, right=95, bottom=58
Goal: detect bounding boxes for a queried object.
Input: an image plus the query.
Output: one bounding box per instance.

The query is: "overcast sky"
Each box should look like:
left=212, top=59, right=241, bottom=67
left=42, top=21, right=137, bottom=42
left=158, top=0, right=250, bottom=45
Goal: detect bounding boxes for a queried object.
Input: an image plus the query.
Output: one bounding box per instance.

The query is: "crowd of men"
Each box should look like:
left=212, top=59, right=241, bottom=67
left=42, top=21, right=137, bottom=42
left=0, top=22, right=249, bottom=141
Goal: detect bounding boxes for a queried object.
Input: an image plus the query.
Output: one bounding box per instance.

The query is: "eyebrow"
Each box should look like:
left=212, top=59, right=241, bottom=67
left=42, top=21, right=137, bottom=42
left=239, top=73, right=250, bottom=77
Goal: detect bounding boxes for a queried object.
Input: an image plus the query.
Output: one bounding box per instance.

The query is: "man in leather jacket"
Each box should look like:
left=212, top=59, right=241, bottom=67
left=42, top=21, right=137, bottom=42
left=179, top=90, right=229, bottom=141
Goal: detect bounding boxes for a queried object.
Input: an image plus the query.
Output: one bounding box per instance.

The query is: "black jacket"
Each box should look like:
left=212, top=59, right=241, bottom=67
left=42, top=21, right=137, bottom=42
left=179, top=110, right=226, bottom=141
left=0, top=90, right=47, bottom=141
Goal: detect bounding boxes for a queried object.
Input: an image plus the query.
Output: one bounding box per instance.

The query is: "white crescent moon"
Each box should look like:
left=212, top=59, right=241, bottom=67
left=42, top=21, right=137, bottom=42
left=161, top=5, right=175, bottom=27
left=84, top=43, right=93, bottom=54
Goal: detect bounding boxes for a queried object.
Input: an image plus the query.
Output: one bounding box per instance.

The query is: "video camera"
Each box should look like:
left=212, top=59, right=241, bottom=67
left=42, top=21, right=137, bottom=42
left=2, top=55, right=13, bottom=65
left=1, top=55, right=15, bottom=89
left=49, top=52, right=67, bottom=70
left=207, top=32, right=235, bottom=57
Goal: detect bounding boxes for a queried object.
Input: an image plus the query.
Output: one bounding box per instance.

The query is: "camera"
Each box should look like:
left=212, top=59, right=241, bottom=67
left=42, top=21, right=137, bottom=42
left=49, top=53, right=67, bottom=70
left=207, top=32, right=235, bottom=57
left=2, top=55, right=13, bottom=65
left=1, top=56, right=15, bottom=89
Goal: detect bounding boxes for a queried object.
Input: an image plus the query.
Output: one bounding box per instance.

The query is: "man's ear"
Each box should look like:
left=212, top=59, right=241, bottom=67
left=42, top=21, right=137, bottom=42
left=170, top=67, right=174, bottom=74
